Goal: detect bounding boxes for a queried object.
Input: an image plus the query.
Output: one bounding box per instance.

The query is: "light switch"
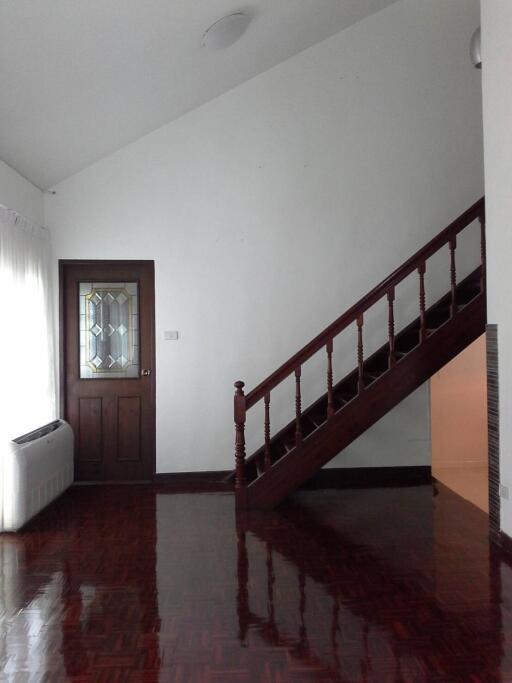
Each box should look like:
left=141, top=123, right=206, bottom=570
left=164, top=330, right=179, bottom=341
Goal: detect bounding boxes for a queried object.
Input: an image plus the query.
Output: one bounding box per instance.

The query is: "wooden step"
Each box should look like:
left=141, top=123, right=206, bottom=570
left=457, top=287, right=481, bottom=305
left=245, top=460, right=259, bottom=484
left=302, top=416, right=317, bottom=438
left=309, top=411, right=328, bottom=428
left=333, top=390, right=356, bottom=405
left=255, top=455, right=265, bottom=476
left=282, top=434, right=297, bottom=453
left=364, top=370, right=384, bottom=382
left=426, top=309, right=450, bottom=328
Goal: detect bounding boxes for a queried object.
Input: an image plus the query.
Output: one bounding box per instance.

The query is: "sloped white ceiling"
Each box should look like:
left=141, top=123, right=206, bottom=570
left=0, top=0, right=398, bottom=188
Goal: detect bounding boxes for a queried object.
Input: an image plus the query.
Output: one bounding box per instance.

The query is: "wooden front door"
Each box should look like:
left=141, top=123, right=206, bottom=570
left=61, top=261, right=155, bottom=481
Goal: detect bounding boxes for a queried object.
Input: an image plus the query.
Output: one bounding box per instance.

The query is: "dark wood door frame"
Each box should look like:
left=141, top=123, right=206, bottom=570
left=59, top=259, right=156, bottom=480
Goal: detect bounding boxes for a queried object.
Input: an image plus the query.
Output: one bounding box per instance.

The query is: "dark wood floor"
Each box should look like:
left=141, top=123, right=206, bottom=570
left=0, top=481, right=509, bottom=682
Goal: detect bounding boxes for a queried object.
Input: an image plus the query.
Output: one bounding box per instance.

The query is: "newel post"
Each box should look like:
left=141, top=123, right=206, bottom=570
left=234, top=381, right=247, bottom=507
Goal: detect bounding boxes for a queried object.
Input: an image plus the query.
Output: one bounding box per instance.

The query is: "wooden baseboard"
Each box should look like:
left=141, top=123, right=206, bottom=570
left=303, top=465, right=432, bottom=489
left=153, top=471, right=233, bottom=492
left=153, top=466, right=432, bottom=493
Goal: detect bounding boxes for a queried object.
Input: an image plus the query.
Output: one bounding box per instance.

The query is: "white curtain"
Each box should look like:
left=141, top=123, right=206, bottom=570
left=0, top=206, right=56, bottom=441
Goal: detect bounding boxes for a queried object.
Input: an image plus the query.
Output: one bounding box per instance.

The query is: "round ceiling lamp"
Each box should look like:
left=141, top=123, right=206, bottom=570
left=470, top=27, right=481, bottom=69
left=202, top=12, right=252, bottom=50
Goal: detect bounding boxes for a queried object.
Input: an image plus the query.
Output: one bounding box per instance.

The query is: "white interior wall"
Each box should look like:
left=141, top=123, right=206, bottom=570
left=0, top=160, right=43, bottom=225
left=481, top=2, right=512, bottom=534
left=46, top=0, right=483, bottom=474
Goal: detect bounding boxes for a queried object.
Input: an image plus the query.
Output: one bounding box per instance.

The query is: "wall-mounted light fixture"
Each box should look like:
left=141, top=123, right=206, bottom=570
left=202, top=12, right=252, bottom=50
left=470, top=27, right=481, bottom=69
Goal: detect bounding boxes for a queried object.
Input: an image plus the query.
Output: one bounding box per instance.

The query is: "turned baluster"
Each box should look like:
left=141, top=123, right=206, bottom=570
left=326, top=339, right=334, bottom=418
left=418, top=261, right=426, bottom=342
left=357, top=315, right=364, bottom=394
left=295, top=367, right=302, bottom=445
left=264, top=393, right=271, bottom=472
left=387, top=287, right=395, bottom=368
left=234, top=381, right=247, bottom=505
left=480, top=215, right=486, bottom=293
left=450, top=236, right=457, bottom=317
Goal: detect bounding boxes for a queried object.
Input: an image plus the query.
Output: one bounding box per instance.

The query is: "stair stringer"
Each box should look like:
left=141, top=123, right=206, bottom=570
left=243, top=292, right=486, bottom=509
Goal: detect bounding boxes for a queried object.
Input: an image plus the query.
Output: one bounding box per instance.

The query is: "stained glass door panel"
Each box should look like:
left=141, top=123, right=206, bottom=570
left=79, top=282, right=139, bottom=379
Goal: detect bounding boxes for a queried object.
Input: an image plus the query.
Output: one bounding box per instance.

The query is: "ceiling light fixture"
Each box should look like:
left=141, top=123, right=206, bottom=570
left=202, top=12, right=252, bottom=50
left=470, top=27, right=481, bottom=69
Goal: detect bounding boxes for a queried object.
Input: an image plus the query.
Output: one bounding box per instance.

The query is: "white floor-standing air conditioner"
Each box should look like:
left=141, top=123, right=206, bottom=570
left=1, top=420, right=74, bottom=532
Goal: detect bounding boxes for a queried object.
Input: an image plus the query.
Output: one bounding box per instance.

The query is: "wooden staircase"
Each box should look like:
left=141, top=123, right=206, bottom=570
left=230, top=198, right=486, bottom=509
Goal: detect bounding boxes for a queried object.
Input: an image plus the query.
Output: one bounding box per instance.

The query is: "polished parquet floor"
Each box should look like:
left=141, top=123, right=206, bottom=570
left=0, top=482, right=510, bottom=682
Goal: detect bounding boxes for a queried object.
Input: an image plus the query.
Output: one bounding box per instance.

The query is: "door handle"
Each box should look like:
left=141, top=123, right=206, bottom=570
left=141, top=369, right=151, bottom=377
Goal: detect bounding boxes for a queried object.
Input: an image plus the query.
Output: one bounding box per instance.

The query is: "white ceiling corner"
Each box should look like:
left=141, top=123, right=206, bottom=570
left=0, top=0, right=398, bottom=189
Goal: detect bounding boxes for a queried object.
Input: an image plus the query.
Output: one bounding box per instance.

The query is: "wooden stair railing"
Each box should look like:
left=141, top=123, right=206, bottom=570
left=232, top=198, right=486, bottom=509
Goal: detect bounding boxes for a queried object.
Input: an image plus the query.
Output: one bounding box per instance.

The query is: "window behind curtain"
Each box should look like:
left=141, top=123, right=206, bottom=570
left=0, top=206, right=56, bottom=441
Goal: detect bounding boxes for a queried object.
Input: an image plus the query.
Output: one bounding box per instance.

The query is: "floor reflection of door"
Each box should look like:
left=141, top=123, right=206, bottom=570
left=61, top=261, right=156, bottom=481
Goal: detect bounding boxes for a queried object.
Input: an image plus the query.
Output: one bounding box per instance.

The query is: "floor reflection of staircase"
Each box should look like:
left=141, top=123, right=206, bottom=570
left=235, top=490, right=501, bottom=681
left=236, top=519, right=351, bottom=682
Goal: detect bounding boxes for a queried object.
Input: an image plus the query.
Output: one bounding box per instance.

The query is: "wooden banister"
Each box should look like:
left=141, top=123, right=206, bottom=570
left=244, top=197, right=484, bottom=409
